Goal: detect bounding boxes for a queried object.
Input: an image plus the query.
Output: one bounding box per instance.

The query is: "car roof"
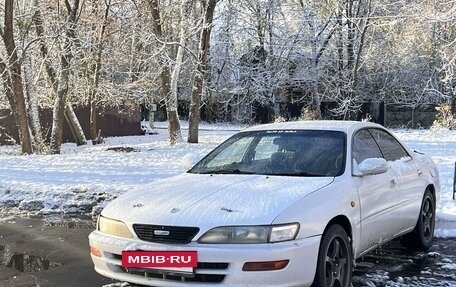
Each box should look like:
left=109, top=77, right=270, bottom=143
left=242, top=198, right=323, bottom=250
left=242, top=120, right=384, bottom=133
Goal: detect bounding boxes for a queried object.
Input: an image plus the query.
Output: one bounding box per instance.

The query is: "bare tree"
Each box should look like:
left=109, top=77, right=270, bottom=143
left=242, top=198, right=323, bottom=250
left=32, top=0, right=86, bottom=147
left=88, top=0, right=111, bottom=145
left=1, top=0, right=455, bottom=144
left=148, top=0, right=182, bottom=144
left=49, top=0, right=81, bottom=154
left=170, top=0, right=193, bottom=142
left=188, top=0, right=218, bottom=143
left=298, top=0, right=338, bottom=119
left=331, top=0, right=372, bottom=119
left=1, top=0, right=32, bottom=154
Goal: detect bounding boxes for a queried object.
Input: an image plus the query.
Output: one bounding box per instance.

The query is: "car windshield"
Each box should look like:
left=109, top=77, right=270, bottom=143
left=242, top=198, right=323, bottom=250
left=189, top=130, right=347, bottom=177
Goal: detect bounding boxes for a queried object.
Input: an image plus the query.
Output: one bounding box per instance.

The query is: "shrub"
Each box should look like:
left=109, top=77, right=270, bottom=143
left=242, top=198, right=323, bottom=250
left=274, top=115, right=287, bottom=123
left=299, top=107, right=317, bottom=120
left=431, top=104, right=456, bottom=130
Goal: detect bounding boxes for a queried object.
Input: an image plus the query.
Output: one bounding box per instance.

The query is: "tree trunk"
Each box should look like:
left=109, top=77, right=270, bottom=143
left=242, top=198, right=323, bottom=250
left=0, top=57, right=21, bottom=134
left=349, top=0, right=371, bottom=101
left=89, top=0, right=111, bottom=145
left=346, top=1, right=356, bottom=72
left=149, top=0, right=182, bottom=144
left=309, top=17, right=322, bottom=120
left=299, top=2, right=336, bottom=120
left=23, top=55, right=45, bottom=153
left=169, top=0, right=191, bottom=142
left=0, top=58, right=15, bottom=111
left=188, top=0, right=217, bottom=143
left=49, top=0, right=80, bottom=154
left=2, top=0, right=33, bottom=154
left=50, top=87, right=68, bottom=154
left=336, top=5, right=344, bottom=103
left=149, top=106, right=155, bottom=129
left=65, top=104, right=87, bottom=146
left=452, top=97, right=456, bottom=117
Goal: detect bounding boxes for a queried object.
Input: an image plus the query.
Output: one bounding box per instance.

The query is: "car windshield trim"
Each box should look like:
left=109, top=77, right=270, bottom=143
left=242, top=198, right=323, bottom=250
left=198, top=169, right=258, bottom=175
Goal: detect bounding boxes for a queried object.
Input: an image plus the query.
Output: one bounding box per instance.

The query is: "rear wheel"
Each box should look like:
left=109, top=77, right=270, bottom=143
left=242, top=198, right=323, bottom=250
left=312, top=224, right=352, bottom=287
left=402, top=189, right=435, bottom=250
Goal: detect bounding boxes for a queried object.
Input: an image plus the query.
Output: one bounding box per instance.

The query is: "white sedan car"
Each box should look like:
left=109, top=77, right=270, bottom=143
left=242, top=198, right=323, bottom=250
left=89, top=121, right=439, bottom=287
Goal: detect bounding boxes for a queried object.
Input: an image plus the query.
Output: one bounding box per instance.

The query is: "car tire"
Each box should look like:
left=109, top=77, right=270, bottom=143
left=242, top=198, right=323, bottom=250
left=312, top=224, right=352, bottom=287
left=401, top=188, right=435, bottom=250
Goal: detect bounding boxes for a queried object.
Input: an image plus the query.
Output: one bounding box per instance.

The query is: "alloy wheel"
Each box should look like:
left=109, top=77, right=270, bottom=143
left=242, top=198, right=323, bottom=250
left=324, top=236, right=350, bottom=287
left=421, top=196, right=434, bottom=242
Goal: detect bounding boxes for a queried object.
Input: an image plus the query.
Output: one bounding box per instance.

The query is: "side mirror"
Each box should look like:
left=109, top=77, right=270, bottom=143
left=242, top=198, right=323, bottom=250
left=181, top=153, right=203, bottom=170
left=353, top=158, right=389, bottom=176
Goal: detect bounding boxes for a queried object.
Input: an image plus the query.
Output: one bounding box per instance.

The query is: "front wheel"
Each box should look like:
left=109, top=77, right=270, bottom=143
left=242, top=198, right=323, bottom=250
left=312, top=224, right=352, bottom=287
left=402, top=188, right=435, bottom=250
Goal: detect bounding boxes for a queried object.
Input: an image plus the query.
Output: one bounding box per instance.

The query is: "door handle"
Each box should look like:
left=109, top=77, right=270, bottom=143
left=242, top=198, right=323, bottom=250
left=417, top=169, right=424, bottom=176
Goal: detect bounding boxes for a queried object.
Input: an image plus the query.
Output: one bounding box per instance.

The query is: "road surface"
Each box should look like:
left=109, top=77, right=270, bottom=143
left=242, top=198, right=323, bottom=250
left=1, top=217, right=456, bottom=287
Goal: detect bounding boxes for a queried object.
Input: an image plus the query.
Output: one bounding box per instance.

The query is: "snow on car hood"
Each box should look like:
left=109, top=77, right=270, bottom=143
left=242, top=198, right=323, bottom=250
left=102, top=173, right=333, bottom=230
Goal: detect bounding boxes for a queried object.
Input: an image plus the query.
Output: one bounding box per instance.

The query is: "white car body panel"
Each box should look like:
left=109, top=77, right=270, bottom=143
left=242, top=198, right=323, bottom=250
left=354, top=164, right=403, bottom=252
left=89, top=120, right=440, bottom=287
left=89, top=231, right=321, bottom=287
left=102, top=173, right=334, bottom=234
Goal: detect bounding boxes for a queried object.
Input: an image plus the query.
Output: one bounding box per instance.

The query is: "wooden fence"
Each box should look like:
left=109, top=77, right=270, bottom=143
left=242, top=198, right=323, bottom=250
left=0, top=106, right=141, bottom=145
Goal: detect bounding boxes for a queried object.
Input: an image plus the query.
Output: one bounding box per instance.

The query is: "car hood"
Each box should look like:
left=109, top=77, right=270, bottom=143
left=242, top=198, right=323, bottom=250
left=102, top=173, right=333, bottom=229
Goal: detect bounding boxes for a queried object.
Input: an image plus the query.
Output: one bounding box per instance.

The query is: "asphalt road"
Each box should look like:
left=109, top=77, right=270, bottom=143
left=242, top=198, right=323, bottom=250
left=0, top=217, right=111, bottom=287
left=1, top=217, right=456, bottom=287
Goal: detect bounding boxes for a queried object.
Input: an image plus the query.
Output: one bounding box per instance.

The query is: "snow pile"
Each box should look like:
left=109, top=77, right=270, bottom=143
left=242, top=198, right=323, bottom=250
left=434, top=228, right=456, bottom=238
left=441, top=263, right=456, bottom=270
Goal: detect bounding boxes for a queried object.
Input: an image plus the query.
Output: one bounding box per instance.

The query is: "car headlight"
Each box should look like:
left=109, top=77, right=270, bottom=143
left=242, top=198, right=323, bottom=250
left=98, top=216, right=134, bottom=238
left=270, top=223, right=300, bottom=242
left=198, top=223, right=299, bottom=244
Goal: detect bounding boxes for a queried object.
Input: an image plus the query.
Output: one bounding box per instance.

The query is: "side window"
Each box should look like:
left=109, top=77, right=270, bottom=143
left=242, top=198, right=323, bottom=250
left=352, top=129, right=383, bottom=164
left=369, top=129, right=409, bottom=162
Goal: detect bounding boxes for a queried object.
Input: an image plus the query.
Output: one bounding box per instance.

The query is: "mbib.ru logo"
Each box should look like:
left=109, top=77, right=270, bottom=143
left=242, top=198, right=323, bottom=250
left=122, top=251, right=198, bottom=268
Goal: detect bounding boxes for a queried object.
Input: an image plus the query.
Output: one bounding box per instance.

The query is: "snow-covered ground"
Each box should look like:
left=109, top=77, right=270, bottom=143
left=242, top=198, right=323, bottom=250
left=0, top=121, right=241, bottom=216
left=0, top=121, right=456, bottom=237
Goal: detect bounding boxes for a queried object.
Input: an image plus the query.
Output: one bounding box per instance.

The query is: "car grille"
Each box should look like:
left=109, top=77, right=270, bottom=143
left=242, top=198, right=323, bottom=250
left=133, top=224, right=200, bottom=244
left=113, top=254, right=229, bottom=284
left=120, top=262, right=229, bottom=283
left=121, top=267, right=226, bottom=283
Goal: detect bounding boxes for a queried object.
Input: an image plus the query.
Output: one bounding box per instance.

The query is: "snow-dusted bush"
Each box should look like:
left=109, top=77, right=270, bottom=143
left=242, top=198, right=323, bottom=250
left=431, top=104, right=456, bottom=131
left=362, top=113, right=373, bottom=122
left=274, top=116, right=287, bottom=123
left=299, top=107, right=317, bottom=121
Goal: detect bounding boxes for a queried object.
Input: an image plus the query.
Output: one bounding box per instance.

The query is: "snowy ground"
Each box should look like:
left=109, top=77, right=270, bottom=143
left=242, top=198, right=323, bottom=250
left=0, top=121, right=241, bottom=216
left=0, top=121, right=456, bottom=236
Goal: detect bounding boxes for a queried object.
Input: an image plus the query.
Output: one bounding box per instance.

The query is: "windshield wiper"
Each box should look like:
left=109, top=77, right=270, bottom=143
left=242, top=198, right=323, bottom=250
left=199, top=169, right=257, bottom=175
left=266, top=172, right=323, bottom=177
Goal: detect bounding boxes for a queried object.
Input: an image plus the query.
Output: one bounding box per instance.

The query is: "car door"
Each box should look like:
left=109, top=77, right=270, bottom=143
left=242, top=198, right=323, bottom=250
left=352, top=129, right=403, bottom=253
left=368, top=128, right=426, bottom=232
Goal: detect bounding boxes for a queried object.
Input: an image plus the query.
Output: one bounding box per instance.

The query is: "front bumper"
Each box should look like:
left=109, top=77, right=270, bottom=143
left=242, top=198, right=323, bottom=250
left=89, top=231, right=321, bottom=287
